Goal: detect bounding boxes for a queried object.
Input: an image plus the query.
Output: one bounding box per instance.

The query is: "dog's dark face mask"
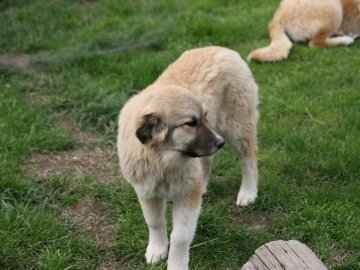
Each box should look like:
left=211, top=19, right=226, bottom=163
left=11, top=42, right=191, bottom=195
left=177, top=116, right=225, bottom=158
left=136, top=113, right=224, bottom=158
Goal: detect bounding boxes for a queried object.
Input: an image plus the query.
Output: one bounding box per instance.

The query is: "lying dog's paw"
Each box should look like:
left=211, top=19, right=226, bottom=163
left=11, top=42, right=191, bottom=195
left=342, top=36, right=354, bottom=45
left=236, top=189, right=257, bottom=207
left=145, top=241, right=169, bottom=264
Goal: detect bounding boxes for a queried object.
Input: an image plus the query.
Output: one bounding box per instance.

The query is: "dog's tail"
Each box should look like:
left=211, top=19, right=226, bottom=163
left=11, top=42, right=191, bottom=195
left=248, top=20, right=293, bottom=62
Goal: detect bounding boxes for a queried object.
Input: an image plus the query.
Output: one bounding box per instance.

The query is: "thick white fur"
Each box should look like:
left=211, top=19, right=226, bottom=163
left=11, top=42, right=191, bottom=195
left=248, top=0, right=360, bottom=62
left=117, top=46, right=259, bottom=269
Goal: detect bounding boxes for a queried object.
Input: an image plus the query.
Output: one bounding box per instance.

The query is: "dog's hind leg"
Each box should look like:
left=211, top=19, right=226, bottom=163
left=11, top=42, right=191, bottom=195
left=216, top=84, right=259, bottom=207
left=226, top=118, right=258, bottom=207
left=309, top=27, right=354, bottom=47
left=310, top=35, right=354, bottom=47
left=138, top=197, right=169, bottom=265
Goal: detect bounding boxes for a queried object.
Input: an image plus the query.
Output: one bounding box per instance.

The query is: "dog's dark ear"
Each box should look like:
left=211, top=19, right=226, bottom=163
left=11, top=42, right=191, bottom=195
left=136, top=113, right=167, bottom=144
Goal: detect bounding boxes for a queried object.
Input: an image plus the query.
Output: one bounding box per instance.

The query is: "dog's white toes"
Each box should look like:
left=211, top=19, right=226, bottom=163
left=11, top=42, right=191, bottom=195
left=145, top=244, right=168, bottom=264
left=236, top=190, right=257, bottom=207
left=341, top=36, right=354, bottom=45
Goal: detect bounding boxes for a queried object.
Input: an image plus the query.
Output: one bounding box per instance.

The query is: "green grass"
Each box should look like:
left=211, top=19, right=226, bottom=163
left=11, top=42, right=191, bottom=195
left=1, top=0, right=359, bottom=269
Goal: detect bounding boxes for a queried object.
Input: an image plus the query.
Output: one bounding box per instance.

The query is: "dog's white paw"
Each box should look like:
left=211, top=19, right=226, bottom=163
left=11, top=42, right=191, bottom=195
left=145, top=241, right=169, bottom=264
left=236, top=189, right=257, bottom=207
left=343, top=36, right=354, bottom=44
left=326, top=35, right=354, bottom=46
left=338, top=36, right=354, bottom=45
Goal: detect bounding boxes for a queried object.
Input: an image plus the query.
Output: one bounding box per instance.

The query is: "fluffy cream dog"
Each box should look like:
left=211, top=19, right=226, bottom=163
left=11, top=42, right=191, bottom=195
left=117, top=46, right=259, bottom=270
left=248, top=0, right=360, bottom=62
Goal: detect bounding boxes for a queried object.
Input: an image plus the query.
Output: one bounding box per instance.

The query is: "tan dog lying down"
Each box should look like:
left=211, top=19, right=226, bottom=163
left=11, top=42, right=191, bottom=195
left=248, top=0, right=360, bottom=62
left=117, top=46, right=259, bottom=270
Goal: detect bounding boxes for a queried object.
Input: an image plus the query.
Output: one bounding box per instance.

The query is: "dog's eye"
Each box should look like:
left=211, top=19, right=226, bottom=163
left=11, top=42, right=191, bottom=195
left=185, top=117, right=198, bottom=127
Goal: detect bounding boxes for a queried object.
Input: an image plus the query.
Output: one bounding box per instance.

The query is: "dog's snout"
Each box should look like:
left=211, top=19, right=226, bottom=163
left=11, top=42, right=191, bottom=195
left=216, top=139, right=225, bottom=149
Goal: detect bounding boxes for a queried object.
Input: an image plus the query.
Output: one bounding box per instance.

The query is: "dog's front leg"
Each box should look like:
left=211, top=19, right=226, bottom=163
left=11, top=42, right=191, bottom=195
left=138, top=197, right=169, bottom=264
left=167, top=183, right=202, bottom=270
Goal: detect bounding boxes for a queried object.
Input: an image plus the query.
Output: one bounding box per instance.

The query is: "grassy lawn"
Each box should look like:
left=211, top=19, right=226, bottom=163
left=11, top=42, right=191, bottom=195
left=1, top=0, right=359, bottom=269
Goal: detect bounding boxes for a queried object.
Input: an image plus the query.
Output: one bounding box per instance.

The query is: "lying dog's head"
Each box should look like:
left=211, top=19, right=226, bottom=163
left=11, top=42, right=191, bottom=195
left=135, top=85, right=224, bottom=158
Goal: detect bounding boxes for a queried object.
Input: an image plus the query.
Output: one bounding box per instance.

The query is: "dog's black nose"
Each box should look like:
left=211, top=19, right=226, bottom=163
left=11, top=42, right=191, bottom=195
left=216, top=140, right=225, bottom=149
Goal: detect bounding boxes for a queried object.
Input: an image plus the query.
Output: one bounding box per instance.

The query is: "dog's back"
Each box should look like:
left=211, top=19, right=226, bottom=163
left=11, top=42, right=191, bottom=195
left=156, top=46, right=259, bottom=128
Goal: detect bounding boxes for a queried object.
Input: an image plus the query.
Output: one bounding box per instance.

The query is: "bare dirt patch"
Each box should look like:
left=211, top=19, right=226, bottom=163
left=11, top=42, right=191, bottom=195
left=63, top=196, right=114, bottom=247
left=26, top=144, right=118, bottom=183
left=24, top=115, right=122, bottom=269
left=95, top=255, right=122, bottom=270
left=330, top=247, right=352, bottom=266
left=63, top=196, right=122, bottom=270
left=248, top=212, right=269, bottom=230
left=0, top=53, right=32, bottom=72
left=25, top=116, right=120, bottom=183
left=230, top=210, right=270, bottom=231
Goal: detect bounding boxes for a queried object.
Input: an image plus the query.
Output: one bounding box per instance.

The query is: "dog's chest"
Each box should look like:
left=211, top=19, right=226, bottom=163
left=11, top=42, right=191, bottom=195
left=132, top=161, right=204, bottom=200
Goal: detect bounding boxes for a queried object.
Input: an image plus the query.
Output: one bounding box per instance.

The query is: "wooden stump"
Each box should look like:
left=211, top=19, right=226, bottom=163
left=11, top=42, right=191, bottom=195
left=241, top=240, right=328, bottom=270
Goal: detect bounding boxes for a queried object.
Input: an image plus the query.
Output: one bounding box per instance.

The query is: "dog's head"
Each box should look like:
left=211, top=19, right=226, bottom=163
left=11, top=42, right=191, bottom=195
left=135, top=85, right=224, bottom=158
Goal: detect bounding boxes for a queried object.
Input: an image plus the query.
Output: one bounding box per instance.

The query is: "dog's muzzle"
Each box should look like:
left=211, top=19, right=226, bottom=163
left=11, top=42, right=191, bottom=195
left=184, top=131, right=225, bottom=158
